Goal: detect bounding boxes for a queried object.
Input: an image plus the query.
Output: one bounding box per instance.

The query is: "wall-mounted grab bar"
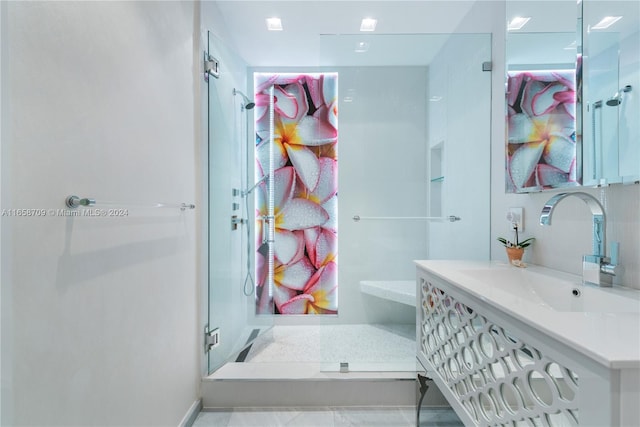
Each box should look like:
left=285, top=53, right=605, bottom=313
left=65, top=195, right=195, bottom=211
left=352, top=215, right=461, bottom=222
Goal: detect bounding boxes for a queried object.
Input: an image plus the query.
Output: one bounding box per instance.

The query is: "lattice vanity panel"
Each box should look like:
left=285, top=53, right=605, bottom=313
left=419, top=276, right=579, bottom=426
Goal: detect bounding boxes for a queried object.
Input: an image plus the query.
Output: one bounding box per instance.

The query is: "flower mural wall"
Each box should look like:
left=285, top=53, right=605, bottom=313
left=506, top=70, right=577, bottom=192
left=254, top=73, right=338, bottom=315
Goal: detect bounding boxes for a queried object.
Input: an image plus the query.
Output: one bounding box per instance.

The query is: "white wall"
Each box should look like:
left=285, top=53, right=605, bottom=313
left=2, top=2, right=200, bottom=425
left=460, top=1, right=640, bottom=289
left=0, top=1, right=9, bottom=422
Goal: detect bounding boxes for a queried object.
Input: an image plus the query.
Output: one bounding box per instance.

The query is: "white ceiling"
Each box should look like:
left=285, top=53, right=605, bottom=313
left=213, top=0, right=479, bottom=66
left=211, top=1, right=638, bottom=68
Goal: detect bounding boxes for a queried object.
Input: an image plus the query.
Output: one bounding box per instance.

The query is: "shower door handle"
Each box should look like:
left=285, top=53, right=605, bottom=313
left=261, top=216, right=268, bottom=244
left=261, top=215, right=275, bottom=244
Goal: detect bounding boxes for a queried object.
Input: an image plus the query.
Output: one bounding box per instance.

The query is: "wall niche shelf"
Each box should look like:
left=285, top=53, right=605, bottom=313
left=429, top=142, right=444, bottom=217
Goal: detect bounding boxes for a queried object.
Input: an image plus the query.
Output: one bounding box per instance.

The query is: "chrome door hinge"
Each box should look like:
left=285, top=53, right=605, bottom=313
left=204, top=53, right=220, bottom=82
left=204, top=325, right=220, bottom=353
left=482, top=61, right=492, bottom=72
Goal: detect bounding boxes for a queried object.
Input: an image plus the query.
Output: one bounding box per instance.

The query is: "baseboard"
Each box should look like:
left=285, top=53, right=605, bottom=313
left=178, top=399, right=202, bottom=427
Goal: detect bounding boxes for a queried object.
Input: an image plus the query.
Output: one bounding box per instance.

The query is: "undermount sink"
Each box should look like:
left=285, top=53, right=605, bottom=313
left=459, top=266, right=640, bottom=313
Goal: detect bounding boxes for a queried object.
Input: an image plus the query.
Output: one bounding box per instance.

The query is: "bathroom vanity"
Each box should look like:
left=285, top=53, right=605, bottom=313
left=416, top=260, right=640, bottom=426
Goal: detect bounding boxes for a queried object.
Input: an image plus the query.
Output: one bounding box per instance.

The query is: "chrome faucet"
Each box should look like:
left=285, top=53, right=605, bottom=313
left=540, top=192, right=620, bottom=287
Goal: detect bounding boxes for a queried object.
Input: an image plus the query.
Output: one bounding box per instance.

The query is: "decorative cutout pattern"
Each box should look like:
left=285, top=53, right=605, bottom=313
left=419, top=277, right=579, bottom=426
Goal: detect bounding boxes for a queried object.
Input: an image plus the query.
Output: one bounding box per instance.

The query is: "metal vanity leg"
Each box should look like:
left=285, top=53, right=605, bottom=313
left=416, top=373, right=431, bottom=426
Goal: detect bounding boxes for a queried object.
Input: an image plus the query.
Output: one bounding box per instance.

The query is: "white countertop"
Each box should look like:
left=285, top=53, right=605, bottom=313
left=415, top=260, right=640, bottom=369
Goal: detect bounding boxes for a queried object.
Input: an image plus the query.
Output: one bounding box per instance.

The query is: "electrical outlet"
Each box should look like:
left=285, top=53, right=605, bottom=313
left=507, top=207, right=523, bottom=232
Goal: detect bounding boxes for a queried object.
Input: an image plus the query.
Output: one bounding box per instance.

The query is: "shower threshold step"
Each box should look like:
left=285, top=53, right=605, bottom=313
left=202, top=363, right=418, bottom=409
left=208, top=362, right=416, bottom=380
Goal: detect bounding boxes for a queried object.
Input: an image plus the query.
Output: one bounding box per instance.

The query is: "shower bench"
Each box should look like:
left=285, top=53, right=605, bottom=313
left=359, top=280, right=416, bottom=307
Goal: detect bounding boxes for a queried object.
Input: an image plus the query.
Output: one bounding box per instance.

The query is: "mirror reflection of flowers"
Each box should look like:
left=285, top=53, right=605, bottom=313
left=506, top=70, right=577, bottom=192
left=497, top=224, right=535, bottom=249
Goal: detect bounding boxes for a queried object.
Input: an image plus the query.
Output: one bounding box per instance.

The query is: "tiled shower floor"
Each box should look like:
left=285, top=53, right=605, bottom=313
left=243, top=324, right=416, bottom=371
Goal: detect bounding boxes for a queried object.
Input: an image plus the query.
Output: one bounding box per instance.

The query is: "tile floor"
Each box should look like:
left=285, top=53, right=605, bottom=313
left=192, top=406, right=464, bottom=426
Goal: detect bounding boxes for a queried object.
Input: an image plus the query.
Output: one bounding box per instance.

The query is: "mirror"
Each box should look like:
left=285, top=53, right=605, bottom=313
left=505, top=0, right=639, bottom=193
left=505, top=1, right=580, bottom=193
left=581, top=0, right=639, bottom=186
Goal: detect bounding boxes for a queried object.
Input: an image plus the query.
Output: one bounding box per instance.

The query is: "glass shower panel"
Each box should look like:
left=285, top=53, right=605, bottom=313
left=316, top=33, right=492, bottom=373
left=427, top=34, right=492, bottom=262
left=206, top=31, right=273, bottom=374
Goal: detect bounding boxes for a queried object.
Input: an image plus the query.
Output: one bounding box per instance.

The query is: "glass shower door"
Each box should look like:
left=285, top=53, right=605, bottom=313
left=206, top=31, right=273, bottom=374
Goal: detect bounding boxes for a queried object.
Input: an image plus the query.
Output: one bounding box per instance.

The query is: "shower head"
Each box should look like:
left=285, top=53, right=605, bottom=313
left=606, top=85, right=632, bottom=106
left=606, top=94, right=623, bottom=106
left=233, top=88, right=255, bottom=110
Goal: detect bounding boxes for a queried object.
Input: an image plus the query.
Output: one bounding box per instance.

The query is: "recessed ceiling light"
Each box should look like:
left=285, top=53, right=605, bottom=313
left=360, top=18, right=377, bottom=32
left=592, top=16, right=622, bottom=30
left=266, top=17, right=283, bottom=31
left=355, top=42, right=370, bottom=53
left=507, top=16, right=531, bottom=31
